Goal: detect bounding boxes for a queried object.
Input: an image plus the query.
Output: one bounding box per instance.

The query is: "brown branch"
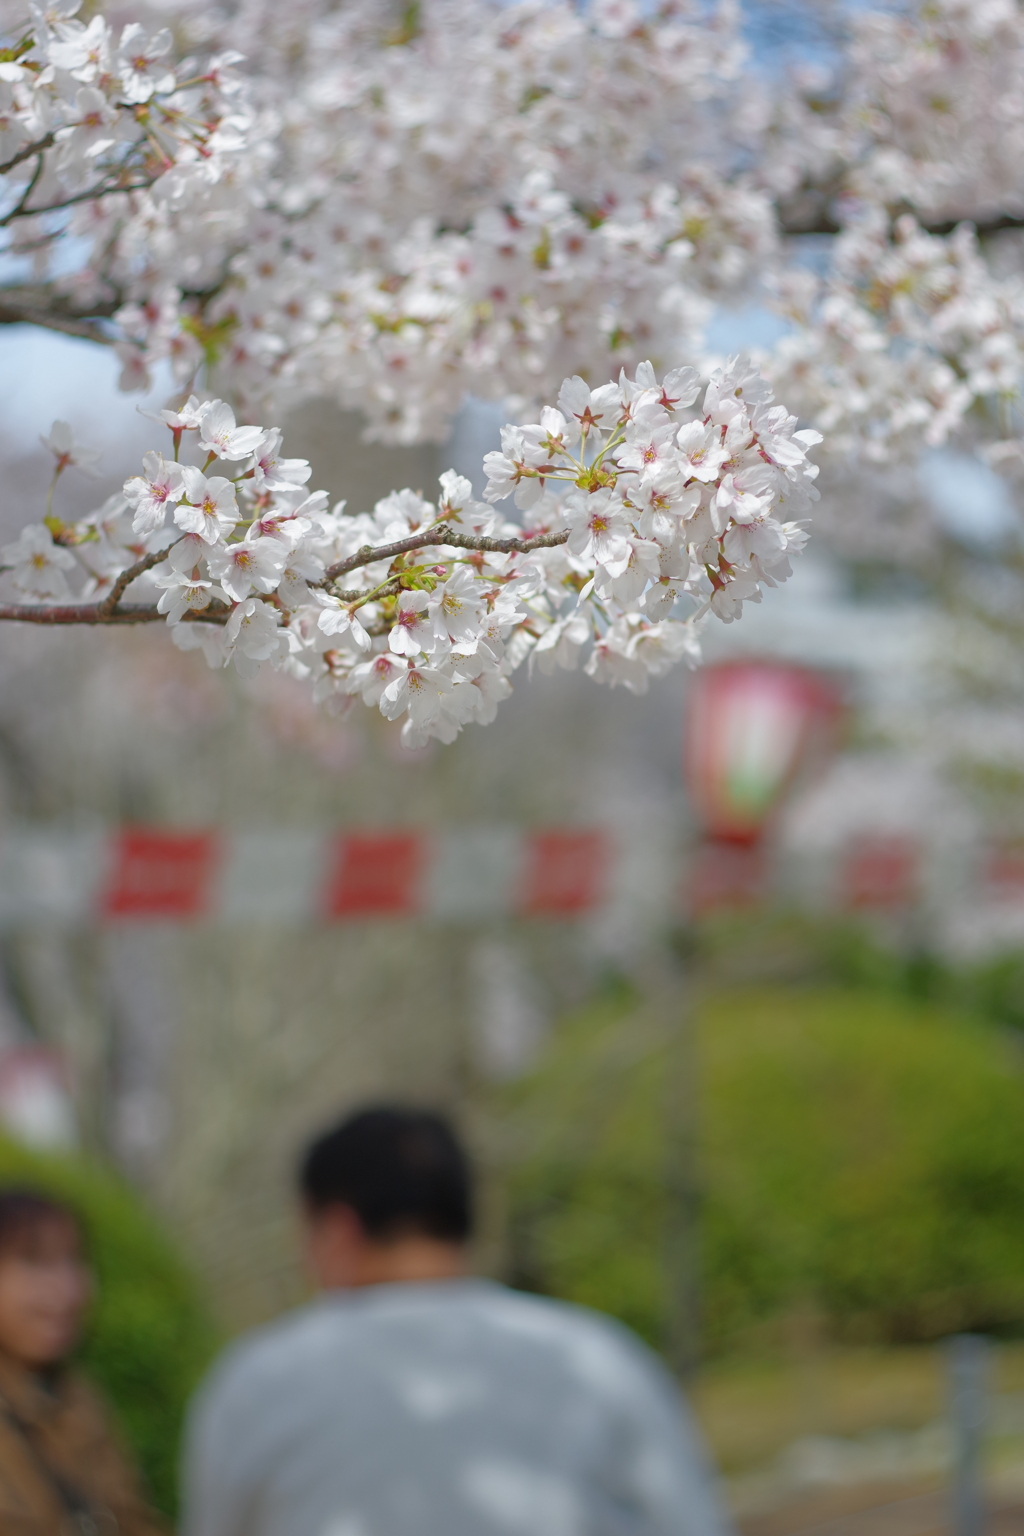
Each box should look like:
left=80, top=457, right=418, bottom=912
left=0, top=602, right=229, bottom=626
left=0, top=283, right=122, bottom=344
left=0, top=304, right=114, bottom=345
left=0, top=133, right=55, bottom=178
left=0, top=602, right=164, bottom=625
left=98, top=542, right=175, bottom=617
left=0, top=175, right=154, bottom=228
left=0, top=530, right=572, bottom=628
left=0, top=273, right=225, bottom=345
left=434, top=527, right=571, bottom=555
left=779, top=208, right=1024, bottom=239
left=8, top=151, right=46, bottom=226
left=323, top=524, right=570, bottom=583
left=778, top=184, right=1024, bottom=241
left=923, top=211, right=1024, bottom=240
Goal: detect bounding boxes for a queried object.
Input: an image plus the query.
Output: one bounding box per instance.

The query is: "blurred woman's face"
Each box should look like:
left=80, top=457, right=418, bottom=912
left=0, top=1216, right=91, bottom=1368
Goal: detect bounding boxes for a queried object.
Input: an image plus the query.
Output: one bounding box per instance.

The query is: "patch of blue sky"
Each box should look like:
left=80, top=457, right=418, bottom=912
left=741, top=1, right=842, bottom=69
left=917, top=447, right=1021, bottom=552
left=704, top=301, right=792, bottom=356
left=739, top=0, right=903, bottom=74
left=0, top=229, right=96, bottom=287
left=0, top=324, right=171, bottom=453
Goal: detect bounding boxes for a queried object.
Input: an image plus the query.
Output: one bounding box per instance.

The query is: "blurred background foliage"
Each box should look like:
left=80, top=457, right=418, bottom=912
left=0, top=1138, right=215, bottom=1517
left=4, top=915, right=1024, bottom=1512
left=498, top=931, right=1024, bottom=1362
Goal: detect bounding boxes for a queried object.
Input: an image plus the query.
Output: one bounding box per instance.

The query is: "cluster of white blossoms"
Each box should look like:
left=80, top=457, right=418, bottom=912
left=4, top=0, right=1024, bottom=590
left=0, top=359, right=819, bottom=746
left=767, top=213, right=1024, bottom=464
left=0, top=0, right=247, bottom=330
left=747, top=0, right=1024, bottom=470
left=99, top=0, right=767, bottom=439
left=1, top=0, right=1018, bottom=479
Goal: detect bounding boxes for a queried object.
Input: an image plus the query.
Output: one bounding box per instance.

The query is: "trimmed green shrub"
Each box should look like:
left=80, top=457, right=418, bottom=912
left=502, top=986, right=1024, bottom=1357
left=0, top=1139, right=215, bottom=1516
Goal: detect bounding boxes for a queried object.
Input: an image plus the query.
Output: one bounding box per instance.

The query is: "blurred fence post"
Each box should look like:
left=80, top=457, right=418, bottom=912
left=663, top=956, right=701, bottom=1381
left=948, top=1333, right=990, bottom=1536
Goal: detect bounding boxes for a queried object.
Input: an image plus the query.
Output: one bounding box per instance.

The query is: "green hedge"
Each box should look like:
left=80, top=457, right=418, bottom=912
left=0, top=1140, right=215, bottom=1516
left=502, top=985, right=1024, bottom=1356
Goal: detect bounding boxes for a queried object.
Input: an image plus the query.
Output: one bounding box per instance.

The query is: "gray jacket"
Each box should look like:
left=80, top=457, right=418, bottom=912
left=182, top=1278, right=734, bottom=1536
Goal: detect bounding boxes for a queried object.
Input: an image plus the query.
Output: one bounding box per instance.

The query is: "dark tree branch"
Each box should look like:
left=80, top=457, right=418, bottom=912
left=0, top=134, right=55, bottom=178
left=323, top=524, right=570, bottom=583
left=0, top=602, right=165, bottom=625
left=778, top=183, right=1024, bottom=241
left=0, top=175, right=154, bottom=227
left=0, top=526, right=574, bottom=629
left=98, top=543, right=176, bottom=617
left=0, top=283, right=121, bottom=344
left=0, top=602, right=229, bottom=626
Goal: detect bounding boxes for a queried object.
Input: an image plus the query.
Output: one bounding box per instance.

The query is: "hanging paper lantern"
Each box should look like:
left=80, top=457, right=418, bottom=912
left=685, top=659, right=843, bottom=845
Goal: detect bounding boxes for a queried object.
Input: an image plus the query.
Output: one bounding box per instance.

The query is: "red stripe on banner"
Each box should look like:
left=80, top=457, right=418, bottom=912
left=842, top=836, right=919, bottom=910
left=102, top=829, right=218, bottom=919
left=324, top=832, right=425, bottom=917
left=686, top=839, right=766, bottom=919
left=518, top=830, right=608, bottom=915
left=984, top=842, right=1024, bottom=898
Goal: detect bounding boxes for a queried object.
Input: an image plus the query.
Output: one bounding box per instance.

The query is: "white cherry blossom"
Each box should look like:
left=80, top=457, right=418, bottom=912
left=225, top=598, right=286, bottom=678
left=206, top=533, right=287, bottom=602
left=388, top=592, right=436, bottom=657
left=124, top=452, right=185, bottom=538
left=175, top=470, right=238, bottom=544
left=198, top=403, right=267, bottom=463
left=154, top=571, right=227, bottom=623
left=40, top=422, right=100, bottom=477
left=1, top=526, right=77, bottom=599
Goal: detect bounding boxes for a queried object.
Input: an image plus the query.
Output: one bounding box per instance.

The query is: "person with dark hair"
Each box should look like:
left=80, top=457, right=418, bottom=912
left=0, top=1188, right=165, bottom=1536
left=183, top=1105, right=733, bottom=1536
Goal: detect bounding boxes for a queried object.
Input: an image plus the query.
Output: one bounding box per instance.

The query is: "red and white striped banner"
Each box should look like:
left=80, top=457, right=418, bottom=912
left=2, top=824, right=1022, bottom=937
left=0, top=826, right=613, bottom=925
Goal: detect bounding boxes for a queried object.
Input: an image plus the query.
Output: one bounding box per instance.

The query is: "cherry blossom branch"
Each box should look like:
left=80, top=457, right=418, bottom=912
left=0, top=530, right=575, bottom=628
left=0, top=175, right=155, bottom=228
left=0, top=361, right=820, bottom=747
left=6, top=152, right=46, bottom=226
left=0, top=601, right=163, bottom=625
left=0, top=300, right=115, bottom=345
left=779, top=186, right=1024, bottom=241
left=0, top=133, right=55, bottom=178
left=322, top=525, right=570, bottom=583
left=0, top=601, right=232, bottom=626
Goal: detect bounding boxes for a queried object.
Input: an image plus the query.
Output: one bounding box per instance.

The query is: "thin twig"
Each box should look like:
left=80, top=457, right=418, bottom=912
left=322, top=524, right=569, bottom=583
left=346, top=576, right=402, bottom=610
left=99, top=542, right=176, bottom=617
left=7, top=151, right=46, bottom=224
left=0, top=175, right=154, bottom=228
left=0, top=133, right=55, bottom=178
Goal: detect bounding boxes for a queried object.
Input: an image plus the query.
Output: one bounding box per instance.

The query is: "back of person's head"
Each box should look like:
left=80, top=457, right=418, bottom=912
left=300, top=1105, right=473, bottom=1243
